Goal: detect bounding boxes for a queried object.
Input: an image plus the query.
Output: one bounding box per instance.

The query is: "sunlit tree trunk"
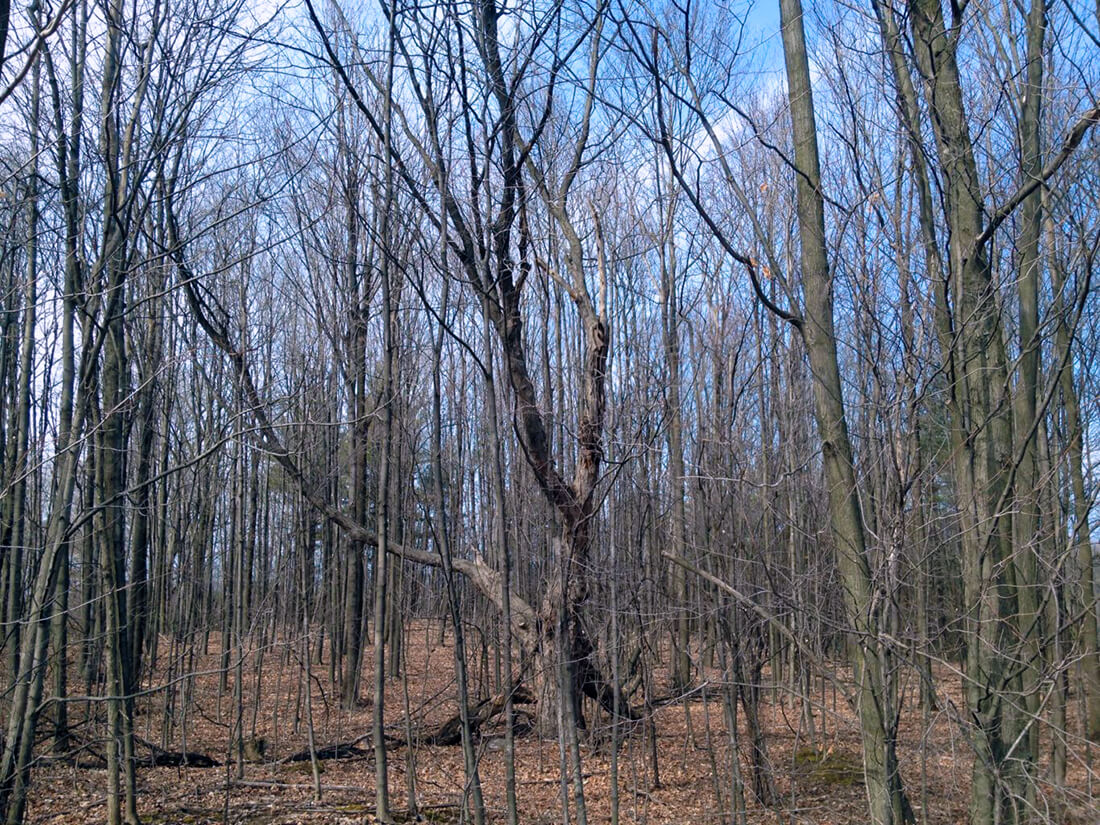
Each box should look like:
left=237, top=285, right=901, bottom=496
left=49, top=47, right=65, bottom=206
left=778, top=1, right=911, bottom=821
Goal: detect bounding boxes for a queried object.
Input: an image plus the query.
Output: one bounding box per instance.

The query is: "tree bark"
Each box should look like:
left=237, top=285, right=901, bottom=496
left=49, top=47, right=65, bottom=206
left=778, top=1, right=911, bottom=821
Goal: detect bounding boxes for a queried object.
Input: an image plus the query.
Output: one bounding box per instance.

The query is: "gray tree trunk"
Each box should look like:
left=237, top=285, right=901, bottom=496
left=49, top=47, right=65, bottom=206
left=778, top=1, right=911, bottom=821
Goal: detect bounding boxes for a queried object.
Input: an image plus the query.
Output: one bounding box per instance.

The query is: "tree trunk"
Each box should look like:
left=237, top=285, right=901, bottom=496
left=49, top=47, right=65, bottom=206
left=778, top=1, right=911, bottom=821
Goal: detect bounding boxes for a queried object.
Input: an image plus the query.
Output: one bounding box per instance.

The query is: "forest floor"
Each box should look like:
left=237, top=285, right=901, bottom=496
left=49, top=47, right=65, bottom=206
left=24, top=621, right=1099, bottom=824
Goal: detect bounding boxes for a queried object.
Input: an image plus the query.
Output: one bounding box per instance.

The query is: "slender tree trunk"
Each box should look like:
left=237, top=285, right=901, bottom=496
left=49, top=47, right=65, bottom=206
left=341, top=135, right=367, bottom=706
left=481, top=285, right=519, bottom=825
left=1050, top=214, right=1100, bottom=742
left=97, top=0, right=140, bottom=818
left=658, top=175, right=690, bottom=692
left=2, top=45, right=42, bottom=686
left=1005, top=0, right=1047, bottom=793
left=371, top=9, right=397, bottom=816
left=430, top=276, right=485, bottom=825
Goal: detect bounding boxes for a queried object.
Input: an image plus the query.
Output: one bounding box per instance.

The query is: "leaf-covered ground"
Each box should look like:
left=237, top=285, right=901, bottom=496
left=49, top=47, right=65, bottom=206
left=23, top=623, right=1098, bottom=824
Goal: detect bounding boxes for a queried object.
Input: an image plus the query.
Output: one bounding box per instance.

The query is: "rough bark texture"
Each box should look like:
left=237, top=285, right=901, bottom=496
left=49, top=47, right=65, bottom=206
left=907, top=1, right=1034, bottom=820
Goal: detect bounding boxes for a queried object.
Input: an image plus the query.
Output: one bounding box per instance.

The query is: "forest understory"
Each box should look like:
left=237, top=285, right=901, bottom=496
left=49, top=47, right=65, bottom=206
left=1, top=0, right=1098, bottom=823
left=19, top=621, right=1099, bottom=825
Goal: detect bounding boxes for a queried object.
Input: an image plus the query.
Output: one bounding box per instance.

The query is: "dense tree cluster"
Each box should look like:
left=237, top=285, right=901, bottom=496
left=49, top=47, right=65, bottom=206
left=0, top=1, right=1097, bottom=823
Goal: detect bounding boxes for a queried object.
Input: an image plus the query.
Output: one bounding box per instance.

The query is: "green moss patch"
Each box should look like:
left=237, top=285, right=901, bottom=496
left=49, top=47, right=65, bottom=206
left=794, top=746, right=864, bottom=786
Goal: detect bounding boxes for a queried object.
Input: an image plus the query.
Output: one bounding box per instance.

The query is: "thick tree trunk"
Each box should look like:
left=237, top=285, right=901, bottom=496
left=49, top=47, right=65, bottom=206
left=340, top=111, right=366, bottom=710
left=907, top=1, right=1031, bottom=820
left=778, top=1, right=911, bottom=821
